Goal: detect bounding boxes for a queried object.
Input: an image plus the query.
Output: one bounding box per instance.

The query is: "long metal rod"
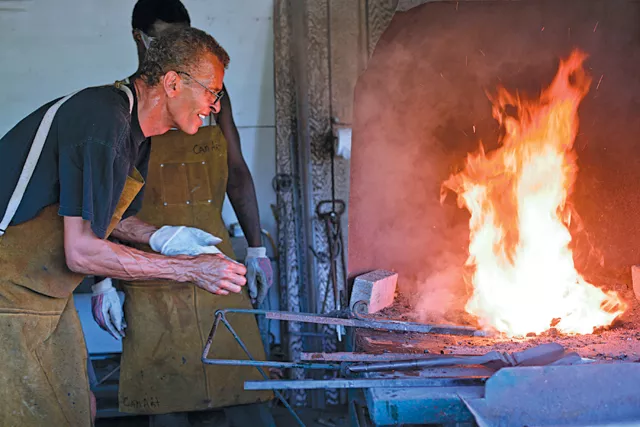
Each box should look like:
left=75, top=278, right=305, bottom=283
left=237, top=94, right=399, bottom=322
left=348, top=353, right=505, bottom=373
left=266, top=311, right=484, bottom=336
left=244, top=377, right=488, bottom=390
left=300, top=352, right=478, bottom=362
left=202, top=358, right=341, bottom=370
left=349, top=357, right=492, bottom=373
left=215, top=308, right=486, bottom=336
left=202, top=311, right=306, bottom=427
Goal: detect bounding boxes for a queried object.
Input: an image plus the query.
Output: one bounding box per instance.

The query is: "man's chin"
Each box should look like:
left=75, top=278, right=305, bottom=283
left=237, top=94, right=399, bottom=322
left=179, top=124, right=199, bottom=135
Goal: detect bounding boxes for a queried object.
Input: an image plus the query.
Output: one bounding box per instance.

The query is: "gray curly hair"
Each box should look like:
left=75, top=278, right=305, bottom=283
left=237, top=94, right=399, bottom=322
left=140, top=27, right=230, bottom=86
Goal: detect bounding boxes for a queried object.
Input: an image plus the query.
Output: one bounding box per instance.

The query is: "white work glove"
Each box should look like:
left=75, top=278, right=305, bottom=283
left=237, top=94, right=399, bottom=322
left=245, top=247, right=274, bottom=306
left=149, top=225, right=222, bottom=256
left=91, top=278, right=126, bottom=340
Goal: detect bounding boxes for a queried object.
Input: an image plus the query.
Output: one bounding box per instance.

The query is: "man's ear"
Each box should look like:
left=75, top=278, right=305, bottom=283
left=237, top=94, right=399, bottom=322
left=132, top=30, right=145, bottom=53
left=163, top=71, right=180, bottom=98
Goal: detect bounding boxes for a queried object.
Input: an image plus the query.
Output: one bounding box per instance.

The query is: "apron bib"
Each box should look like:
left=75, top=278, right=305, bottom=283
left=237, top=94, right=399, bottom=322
left=0, top=170, right=144, bottom=427
left=118, top=126, right=271, bottom=414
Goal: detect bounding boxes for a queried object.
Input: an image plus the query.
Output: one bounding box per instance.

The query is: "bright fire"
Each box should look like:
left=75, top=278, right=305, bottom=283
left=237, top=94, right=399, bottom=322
left=442, top=50, right=626, bottom=336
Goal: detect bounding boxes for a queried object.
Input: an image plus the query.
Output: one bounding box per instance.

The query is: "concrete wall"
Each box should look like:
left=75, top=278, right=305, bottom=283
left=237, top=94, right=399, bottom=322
left=0, top=0, right=276, bottom=238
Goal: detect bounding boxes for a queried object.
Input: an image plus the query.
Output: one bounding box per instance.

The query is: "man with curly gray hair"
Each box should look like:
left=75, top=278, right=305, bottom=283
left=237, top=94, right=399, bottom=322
left=0, top=27, right=247, bottom=427
left=93, top=2, right=276, bottom=426
left=137, top=26, right=230, bottom=134
left=140, top=27, right=230, bottom=86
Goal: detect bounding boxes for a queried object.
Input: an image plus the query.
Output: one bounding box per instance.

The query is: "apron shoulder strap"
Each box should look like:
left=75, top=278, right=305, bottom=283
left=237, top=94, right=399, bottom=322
left=114, top=80, right=134, bottom=115
left=0, top=84, right=134, bottom=236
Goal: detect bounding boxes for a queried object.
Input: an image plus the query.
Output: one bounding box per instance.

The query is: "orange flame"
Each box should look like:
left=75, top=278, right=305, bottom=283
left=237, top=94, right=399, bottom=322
left=442, top=50, right=626, bottom=336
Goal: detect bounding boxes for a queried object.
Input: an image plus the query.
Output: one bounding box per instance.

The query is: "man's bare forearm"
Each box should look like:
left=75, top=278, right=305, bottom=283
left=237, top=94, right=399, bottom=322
left=70, top=236, right=193, bottom=282
left=218, top=87, right=262, bottom=247
left=111, top=216, right=157, bottom=244
left=227, top=169, right=262, bottom=247
left=65, top=209, right=247, bottom=296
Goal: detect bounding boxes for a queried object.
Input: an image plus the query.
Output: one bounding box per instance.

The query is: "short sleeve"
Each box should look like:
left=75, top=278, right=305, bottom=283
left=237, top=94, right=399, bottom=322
left=54, top=87, right=141, bottom=239
left=58, top=139, right=131, bottom=239
left=123, top=138, right=151, bottom=219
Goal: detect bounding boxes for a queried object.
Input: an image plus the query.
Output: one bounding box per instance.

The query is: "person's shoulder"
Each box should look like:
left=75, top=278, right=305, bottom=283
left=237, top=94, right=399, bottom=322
left=55, top=85, right=134, bottom=150
left=58, top=85, right=131, bottom=127
left=71, top=85, right=130, bottom=115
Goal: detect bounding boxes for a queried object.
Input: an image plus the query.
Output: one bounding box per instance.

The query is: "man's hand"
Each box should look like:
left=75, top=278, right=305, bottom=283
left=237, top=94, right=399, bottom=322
left=150, top=225, right=222, bottom=256
left=91, top=278, right=126, bottom=340
left=187, top=254, right=248, bottom=295
left=245, top=247, right=274, bottom=306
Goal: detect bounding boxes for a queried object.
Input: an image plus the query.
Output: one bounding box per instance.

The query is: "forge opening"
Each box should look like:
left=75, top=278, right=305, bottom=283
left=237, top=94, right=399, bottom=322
left=348, top=0, right=640, bottom=359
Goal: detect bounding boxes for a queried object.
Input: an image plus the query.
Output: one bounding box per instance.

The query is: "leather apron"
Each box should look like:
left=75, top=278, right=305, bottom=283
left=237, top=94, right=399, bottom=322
left=118, top=125, right=271, bottom=415
left=0, top=169, right=144, bottom=427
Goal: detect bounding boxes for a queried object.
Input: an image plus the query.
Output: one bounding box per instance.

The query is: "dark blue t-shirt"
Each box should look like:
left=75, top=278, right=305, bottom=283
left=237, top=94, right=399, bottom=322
left=0, top=83, right=150, bottom=238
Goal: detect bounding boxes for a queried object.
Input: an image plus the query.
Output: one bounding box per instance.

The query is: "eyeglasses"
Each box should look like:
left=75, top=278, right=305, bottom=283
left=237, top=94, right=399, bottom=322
left=176, top=71, right=225, bottom=105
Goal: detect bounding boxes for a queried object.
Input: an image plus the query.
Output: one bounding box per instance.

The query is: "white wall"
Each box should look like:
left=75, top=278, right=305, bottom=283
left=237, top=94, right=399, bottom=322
left=0, top=0, right=277, bottom=239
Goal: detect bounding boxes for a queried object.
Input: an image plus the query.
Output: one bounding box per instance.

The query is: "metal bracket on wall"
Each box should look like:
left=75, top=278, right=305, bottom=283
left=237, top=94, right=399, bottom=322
left=272, top=173, right=295, bottom=193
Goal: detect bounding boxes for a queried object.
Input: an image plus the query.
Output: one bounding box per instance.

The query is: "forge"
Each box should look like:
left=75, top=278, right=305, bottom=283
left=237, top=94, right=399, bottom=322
left=206, top=2, right=640, bottom=426
left=350, top=0, right=640, bottom=355
left=345, top=0, right=640, bottom=425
